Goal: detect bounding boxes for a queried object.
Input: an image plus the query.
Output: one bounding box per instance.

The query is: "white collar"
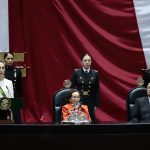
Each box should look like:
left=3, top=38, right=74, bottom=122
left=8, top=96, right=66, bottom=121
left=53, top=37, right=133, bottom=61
left=83, top=68, right=90, bottom=73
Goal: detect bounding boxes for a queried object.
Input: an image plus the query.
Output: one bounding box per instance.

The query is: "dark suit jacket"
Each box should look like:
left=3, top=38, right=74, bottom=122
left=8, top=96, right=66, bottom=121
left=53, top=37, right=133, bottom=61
left=130, top=97, right=150, bottom=123
left=71, top=68, right=100, bottom=107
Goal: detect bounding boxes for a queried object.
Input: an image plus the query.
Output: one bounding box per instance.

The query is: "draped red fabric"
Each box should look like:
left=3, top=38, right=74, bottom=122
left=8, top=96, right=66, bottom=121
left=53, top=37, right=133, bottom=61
left=9, top=0, right=146, bottom=123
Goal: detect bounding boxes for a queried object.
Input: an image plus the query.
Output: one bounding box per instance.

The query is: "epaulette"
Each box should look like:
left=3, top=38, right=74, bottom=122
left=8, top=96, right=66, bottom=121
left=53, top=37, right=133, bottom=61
left=94, top=69, right=98, bottom=72
left=74, top=68, right=79, bottom=71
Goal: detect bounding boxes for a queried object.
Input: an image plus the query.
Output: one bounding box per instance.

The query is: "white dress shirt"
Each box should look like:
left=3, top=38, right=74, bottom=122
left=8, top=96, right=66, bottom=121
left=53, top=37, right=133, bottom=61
left=83, top=68, right=90, bottom=74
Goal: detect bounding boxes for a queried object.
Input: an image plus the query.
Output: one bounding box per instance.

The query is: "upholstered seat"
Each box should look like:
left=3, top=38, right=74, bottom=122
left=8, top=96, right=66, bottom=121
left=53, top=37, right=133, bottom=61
left=126, top=86, right=147, bottom=121
left=53, top=88, right=73, bottom=123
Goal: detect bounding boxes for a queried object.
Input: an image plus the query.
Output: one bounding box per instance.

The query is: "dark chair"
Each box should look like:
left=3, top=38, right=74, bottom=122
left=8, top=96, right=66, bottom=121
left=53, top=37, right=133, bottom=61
left=53, top=88, right=73, bottom=123
left=126, top=86, right=147, bottom=121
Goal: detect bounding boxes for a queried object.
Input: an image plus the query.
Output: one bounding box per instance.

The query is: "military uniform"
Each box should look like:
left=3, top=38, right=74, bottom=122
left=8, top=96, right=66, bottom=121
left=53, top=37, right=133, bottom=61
left=5, top=66, right=23, bottom=98
left=4, top=65, right=23, bottom=123
left=71, top=68, right=100, bottom=122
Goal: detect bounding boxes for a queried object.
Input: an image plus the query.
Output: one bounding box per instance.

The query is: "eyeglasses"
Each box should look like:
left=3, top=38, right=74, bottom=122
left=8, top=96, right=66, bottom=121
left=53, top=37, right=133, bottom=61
left=71, top=96, right=80, bottom=98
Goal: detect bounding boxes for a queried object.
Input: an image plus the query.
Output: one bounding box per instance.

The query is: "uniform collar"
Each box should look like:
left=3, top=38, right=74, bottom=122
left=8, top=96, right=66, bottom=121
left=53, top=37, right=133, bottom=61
left=82, top=68, right=90, bottom=74
left=5, top=65, right=14, bottom=69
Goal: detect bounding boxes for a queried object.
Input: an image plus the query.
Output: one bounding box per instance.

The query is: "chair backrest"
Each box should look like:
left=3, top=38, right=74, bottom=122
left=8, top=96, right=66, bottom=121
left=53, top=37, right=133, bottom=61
left=126, top=86, right=147, bottom=121
left=53, top=88, right=73, bottom=123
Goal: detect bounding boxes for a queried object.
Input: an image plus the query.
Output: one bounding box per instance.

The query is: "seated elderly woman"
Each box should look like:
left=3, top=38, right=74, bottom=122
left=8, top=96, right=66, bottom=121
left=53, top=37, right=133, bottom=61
left=61, top=89, right=91, bottom=124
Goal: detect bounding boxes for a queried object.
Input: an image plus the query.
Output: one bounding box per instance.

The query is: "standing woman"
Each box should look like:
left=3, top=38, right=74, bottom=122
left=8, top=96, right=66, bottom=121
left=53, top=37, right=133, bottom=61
left=4, top=52, right=23, bottom=98
left=0, top=60, right=14, bottom=119
left=4, top=52, right=23, bottom=123
left=71, top=54, right=100, bottom=123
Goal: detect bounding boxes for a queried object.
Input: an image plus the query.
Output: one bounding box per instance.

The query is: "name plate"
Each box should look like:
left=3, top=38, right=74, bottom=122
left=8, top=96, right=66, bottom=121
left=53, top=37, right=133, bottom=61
left=61, top=120, right=90, bottom=124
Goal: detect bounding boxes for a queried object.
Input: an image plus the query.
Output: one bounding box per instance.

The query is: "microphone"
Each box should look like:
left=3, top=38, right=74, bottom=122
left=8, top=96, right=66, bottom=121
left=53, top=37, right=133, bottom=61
left=6, top=86, right=12, bottom=98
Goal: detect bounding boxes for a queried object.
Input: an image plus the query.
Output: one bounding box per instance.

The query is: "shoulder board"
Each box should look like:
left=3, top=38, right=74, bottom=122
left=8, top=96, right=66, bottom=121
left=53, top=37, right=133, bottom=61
left=74, top=68, right=79, bottom=71
left=94, top=69, right=98, bottom=72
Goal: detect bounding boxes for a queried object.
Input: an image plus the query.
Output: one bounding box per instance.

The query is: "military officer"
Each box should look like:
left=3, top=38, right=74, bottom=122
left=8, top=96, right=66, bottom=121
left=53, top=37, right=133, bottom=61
left=4, top=52, right=23, bottom=123
left=70, top=54, right=100, bottom=123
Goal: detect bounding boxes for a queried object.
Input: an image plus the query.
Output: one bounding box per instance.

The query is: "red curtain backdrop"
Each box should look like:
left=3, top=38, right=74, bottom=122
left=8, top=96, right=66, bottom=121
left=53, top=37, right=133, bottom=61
left=9, top=0, right=146, bottom=123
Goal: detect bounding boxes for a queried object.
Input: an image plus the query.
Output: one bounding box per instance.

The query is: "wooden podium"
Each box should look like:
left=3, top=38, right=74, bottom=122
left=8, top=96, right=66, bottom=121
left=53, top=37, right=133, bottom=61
left=0, top=119, right=14, bottom=124
left=0, top=98, right=23, bottom=124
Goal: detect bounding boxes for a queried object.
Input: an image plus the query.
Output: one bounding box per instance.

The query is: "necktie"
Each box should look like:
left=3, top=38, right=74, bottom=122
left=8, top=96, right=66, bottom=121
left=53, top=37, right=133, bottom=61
left=85, top=71, right=88, bottom=74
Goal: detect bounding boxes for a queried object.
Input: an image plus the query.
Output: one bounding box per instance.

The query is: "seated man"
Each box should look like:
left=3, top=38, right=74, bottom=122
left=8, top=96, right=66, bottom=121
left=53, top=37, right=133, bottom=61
left=61, top=89, right=91, bottom=124
left=130, top=82, right=150, bottom=123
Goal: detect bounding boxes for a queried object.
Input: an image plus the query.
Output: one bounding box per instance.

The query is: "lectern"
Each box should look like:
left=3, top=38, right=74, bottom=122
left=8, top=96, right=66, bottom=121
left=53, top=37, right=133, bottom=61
left=0, top=97, right=23, bottom=124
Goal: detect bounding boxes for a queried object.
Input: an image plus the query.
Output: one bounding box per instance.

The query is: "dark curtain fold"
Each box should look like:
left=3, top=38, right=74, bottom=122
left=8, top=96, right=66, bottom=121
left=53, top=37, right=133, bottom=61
left=9, top=0, right=146, bottom=123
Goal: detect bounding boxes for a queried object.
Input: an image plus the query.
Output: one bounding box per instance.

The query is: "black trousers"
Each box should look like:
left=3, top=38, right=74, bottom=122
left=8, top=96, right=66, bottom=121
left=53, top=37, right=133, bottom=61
left=80, top=96, right=96, bottom=123
left=12, top=109, right=21, bottom=124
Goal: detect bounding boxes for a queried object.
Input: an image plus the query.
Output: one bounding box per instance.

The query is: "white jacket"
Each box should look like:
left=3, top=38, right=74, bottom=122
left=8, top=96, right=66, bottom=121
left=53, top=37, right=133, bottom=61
left=0, top=78, right=14, bottom=98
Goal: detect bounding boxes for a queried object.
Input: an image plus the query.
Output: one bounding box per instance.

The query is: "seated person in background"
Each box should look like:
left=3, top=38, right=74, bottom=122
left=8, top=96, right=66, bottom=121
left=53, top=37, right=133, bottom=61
left=142, top=69, right=150, bottom=87
left=130, top=82, right=150, bottom=123
left=137, top=69, right=150, bottom=87
left=61, top=89, right=91, bottom=123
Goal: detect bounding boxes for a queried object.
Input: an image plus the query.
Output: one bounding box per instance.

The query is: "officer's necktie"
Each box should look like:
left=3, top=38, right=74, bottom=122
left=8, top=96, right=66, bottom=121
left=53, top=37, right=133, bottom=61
left=85, top=71, right=88, bottom=74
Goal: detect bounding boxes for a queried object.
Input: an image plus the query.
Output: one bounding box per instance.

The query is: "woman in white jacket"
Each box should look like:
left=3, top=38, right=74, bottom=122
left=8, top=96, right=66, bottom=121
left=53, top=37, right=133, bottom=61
left=0, top=60, right=14, bottom=98
left=0, top=60, right=14, bottom=120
